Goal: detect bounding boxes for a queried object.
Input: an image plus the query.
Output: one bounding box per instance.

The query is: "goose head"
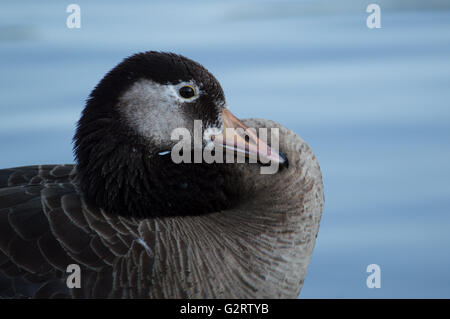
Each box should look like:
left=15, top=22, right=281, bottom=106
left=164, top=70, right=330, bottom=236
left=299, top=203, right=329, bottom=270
left=73, top=51, right=324, bottom=298
left=74, top=51, right=288, bottom=218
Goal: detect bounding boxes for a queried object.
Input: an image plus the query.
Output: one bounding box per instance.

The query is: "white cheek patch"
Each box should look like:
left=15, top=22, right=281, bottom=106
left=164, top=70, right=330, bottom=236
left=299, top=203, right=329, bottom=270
left=159, top=84, right=180, bottom=106
left=117, top=79, right=189, bottom=143
left=117, top=79, right=218, bottom=149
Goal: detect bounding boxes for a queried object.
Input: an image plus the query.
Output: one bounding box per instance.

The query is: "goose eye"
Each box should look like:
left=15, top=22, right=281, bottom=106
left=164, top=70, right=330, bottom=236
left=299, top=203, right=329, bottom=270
left=178, top=85, right=196, bottom=99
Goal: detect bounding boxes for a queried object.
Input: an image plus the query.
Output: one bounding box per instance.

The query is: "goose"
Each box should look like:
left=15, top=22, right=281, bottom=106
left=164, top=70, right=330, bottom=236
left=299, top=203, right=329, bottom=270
left=0, top=51, right=324, bottom=298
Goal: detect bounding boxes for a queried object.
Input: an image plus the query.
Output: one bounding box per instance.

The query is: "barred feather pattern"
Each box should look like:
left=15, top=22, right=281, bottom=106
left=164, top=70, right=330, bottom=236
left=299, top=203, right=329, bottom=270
left=0, top=119, right=323, bottom=298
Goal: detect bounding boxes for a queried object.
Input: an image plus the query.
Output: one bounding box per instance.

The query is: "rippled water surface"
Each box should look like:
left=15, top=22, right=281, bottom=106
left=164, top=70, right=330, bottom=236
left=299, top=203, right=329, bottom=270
left=1, top=0, right=449, bottom=298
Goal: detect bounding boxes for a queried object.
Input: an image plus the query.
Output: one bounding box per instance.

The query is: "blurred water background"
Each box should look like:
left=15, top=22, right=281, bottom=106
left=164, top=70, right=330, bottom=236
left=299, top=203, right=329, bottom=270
left=1, top=0, right=449, bottom=298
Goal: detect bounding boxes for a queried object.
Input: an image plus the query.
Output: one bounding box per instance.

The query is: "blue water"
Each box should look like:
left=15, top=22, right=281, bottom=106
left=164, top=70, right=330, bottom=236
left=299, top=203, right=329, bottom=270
left=1, top=0, right=449, bottom=298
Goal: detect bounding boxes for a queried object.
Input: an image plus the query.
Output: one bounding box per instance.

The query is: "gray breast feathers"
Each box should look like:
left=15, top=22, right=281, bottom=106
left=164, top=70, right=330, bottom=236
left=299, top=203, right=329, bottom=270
left=0, top=119, right=323, bottom=298
left=147, top=119, right=324, bottom=298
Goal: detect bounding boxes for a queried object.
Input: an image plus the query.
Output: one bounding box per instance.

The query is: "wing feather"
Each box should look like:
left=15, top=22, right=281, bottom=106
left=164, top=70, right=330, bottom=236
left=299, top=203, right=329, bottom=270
left=0, top=165, right=140, bottom=298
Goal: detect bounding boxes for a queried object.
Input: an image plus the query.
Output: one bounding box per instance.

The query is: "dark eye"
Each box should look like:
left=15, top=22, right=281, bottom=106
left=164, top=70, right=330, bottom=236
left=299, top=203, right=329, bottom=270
left=179, top=85, right=196, bottom=99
